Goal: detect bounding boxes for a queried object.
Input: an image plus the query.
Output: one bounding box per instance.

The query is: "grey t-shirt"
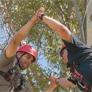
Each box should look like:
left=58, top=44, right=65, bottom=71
left=0, top=50, right=32, bottom=92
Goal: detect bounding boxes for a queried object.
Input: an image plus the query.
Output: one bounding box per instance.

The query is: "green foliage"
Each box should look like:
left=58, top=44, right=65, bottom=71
left=0, top=0, right=86, bottom=91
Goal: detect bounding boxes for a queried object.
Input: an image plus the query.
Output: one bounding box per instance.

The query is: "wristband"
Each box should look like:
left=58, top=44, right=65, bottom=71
left=39, top=13, right=45, bottom=20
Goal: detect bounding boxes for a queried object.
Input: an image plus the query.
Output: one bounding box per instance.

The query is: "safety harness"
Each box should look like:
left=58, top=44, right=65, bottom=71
left=0, top=63, right=26, bottom=92
left=60, top=44, right=91, bottom=91
left=0, top=53, right=27, bottom=92
left=68, top=62, right=91, bottom=91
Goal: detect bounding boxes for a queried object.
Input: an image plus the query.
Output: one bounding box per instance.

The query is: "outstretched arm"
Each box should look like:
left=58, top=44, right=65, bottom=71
left=37, top=8, right=72, bottom=42
left=42, top=16, right=72, bottom=42
left=44, top=77, right=58, bottom=92
left=5, top=8, right=42, bottom=58
left=44, top=85, right=57, bottom=92
left=44, top=77, right=76, bottom=92
left=56, top=77, right=76, bottom=88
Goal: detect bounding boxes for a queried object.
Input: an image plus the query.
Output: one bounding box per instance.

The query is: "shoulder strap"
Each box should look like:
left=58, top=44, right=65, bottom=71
left=0, top=63, right=26, bottom=92
left=0, top=70, right=11, bottom=81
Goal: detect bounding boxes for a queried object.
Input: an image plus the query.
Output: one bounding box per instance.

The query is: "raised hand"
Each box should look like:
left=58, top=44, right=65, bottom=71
left=36, top=7, right=45, bottom=20
left=49, top=76, right=58, bottom=89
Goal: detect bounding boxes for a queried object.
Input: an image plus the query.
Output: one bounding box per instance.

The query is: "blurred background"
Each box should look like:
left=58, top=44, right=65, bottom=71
left=0, top=0, right=91, bottom=92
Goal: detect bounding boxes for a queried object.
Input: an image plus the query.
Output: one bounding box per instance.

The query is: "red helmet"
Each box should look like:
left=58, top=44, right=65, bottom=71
left=17, top=44, right=37, bottom=61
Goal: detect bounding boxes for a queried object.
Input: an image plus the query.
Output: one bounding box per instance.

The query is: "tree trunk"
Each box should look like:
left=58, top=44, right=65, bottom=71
left=86, top=0, right=92, bottom=46
left=71, top=0, right=86, bottom=43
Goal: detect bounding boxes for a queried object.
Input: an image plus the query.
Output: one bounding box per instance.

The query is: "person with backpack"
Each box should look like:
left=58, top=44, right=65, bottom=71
left=0, top=8, right=42, bottom=92
left=38, top=7, right=92, bottom=92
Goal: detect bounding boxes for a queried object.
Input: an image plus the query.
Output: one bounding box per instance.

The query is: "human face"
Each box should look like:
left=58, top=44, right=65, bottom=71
left=19, top=53, right=35, bottom=69
left=60, top=49, right=68, bottom=64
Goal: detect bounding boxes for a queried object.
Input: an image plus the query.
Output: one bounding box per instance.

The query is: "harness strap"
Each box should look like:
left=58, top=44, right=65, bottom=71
left=0, top=65, right=26, bottom=92
left=16, top=53, right=25, bottom=70
left=0, top=70, right=11, bottom=81
left=70, top=63, right=91, bottom=91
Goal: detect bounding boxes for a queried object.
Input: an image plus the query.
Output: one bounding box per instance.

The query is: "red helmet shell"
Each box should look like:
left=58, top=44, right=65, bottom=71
left=17, top=44, right=37, bottom=60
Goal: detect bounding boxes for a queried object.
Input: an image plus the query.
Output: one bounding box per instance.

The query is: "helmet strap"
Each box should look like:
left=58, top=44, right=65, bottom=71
left=16, top=53, right=25, bottom=70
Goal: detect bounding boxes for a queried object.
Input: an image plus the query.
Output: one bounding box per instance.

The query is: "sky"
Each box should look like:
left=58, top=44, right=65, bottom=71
left=0, top=15, right=9, bottom=44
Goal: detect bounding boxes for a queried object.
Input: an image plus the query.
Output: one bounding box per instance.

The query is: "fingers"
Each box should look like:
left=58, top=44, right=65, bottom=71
left=49, top=77, right=58, bottom=85
left=49, top=76, right=58, bottom=88
left=39, top=7, right=45, bottom=12
left=36, top=7, right=45, bottom=20
left=31, top=7, right=45, bottom=23
left=49, top=77, right=56, bottom=82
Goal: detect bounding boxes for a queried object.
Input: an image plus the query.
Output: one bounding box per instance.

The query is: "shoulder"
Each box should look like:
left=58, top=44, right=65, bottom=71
left=0, top=49, right=15, bottom=68
left=62, top=35, right=86, bottom=47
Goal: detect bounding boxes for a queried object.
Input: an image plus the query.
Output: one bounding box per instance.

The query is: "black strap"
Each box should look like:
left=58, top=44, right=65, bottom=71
left=70, top=63, right=91, bottom=91
left=0, top=70, right=11, bottom=81
left=16, top=53, right=25, bottom=70
left=0, top=65, right=26, bottom=92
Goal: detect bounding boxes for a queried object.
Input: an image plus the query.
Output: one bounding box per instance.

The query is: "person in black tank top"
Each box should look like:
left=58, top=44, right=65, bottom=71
left=37, top=7, right=92, bottom=92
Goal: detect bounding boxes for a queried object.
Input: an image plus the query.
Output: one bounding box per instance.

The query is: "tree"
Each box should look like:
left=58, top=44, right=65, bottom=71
left=0, top=0, right=86, bottom=92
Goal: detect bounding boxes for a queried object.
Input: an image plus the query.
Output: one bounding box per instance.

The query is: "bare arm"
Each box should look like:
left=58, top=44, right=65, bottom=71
left=44, top=85, right=57, bottom=92
left=56, top=77, right=76, bottom=88
left=44, top=77, right=58, bottom=92
left=5, top=9, right=40, bottom=58
left=41, top=15, right=72, bottom=42
left=43, top=77, right=76, bottom=92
